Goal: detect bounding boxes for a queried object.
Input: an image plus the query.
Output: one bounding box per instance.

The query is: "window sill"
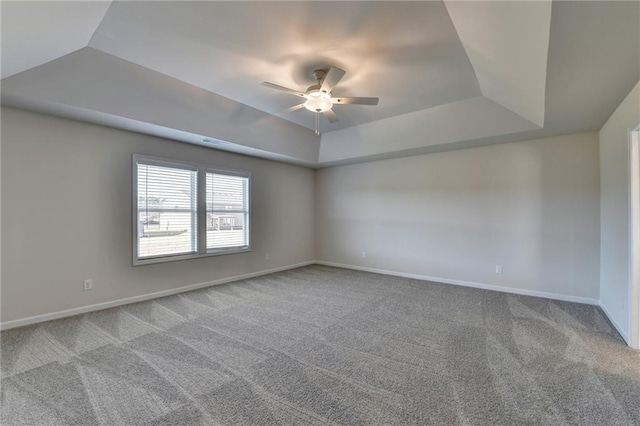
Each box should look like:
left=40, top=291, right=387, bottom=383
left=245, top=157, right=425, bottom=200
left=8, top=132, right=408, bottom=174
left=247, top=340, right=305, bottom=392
left=134, top=247, right=251, bottom=266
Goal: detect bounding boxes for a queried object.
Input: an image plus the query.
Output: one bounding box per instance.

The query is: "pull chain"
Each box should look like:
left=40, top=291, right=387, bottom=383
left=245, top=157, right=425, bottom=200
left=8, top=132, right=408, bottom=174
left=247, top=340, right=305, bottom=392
left=315, top=112, right=320, bottom=135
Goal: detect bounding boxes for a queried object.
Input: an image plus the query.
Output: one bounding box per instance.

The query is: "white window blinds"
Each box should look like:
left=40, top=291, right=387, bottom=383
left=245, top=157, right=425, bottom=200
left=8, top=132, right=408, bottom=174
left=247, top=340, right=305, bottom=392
left=133, top=155, right=251, bottom=265
left=136, top=162, right=198, bottom=259
left=206, top=172, right=250, bottom=250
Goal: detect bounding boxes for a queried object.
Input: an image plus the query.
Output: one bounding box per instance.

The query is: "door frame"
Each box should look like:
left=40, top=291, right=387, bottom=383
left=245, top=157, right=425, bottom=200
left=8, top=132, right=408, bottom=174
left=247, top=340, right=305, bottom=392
left=629, top=121, right=640, bottom=349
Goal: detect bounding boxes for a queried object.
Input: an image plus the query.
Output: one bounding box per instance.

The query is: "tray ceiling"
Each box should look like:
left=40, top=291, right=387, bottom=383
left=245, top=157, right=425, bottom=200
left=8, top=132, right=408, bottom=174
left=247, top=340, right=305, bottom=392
left=1, top=1, right=638, bottom=166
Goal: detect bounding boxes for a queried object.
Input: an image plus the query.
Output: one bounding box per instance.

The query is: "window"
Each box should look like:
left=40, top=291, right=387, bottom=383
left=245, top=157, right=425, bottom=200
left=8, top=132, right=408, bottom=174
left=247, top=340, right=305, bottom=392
left=133, top=155, right=250, bottom=265
left=136, top=162, right=198, bottom=259
left=206, top=172, right=250, bottom=250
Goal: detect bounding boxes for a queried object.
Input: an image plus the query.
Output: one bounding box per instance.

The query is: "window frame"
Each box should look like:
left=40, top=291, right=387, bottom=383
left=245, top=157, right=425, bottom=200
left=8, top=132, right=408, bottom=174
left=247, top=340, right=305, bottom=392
left=132, top=154, right=252, bottom=266
left=205, top=167, right=251, bottom=255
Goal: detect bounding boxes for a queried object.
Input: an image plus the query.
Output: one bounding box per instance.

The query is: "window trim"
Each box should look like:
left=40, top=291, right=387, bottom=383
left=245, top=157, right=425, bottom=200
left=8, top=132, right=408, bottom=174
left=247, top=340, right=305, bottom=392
left=132, top=154, right=252, bottom=266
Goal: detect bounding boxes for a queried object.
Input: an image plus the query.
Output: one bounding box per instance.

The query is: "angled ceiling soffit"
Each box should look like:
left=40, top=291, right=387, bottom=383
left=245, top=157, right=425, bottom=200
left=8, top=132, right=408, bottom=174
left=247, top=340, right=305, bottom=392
left=318, top=96, right=539, bottom=163
left=1, top=48, right=320, bottom=164
left=1, top=1, right=112, bottom=79
left=444, top=0, right=552, bottom=128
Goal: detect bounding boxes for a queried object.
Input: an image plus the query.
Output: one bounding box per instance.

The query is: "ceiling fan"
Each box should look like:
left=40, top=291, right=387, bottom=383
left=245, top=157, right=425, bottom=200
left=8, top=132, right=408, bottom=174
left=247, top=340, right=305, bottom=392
left=261, top=67, right=379, bottom=135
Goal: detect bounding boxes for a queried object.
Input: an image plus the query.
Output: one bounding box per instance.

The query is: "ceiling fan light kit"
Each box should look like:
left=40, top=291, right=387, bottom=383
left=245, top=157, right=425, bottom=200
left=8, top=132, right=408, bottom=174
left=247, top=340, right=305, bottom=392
left=304, top=90, right=332, bottom=113
left=262, top=66, right=379, bottom=135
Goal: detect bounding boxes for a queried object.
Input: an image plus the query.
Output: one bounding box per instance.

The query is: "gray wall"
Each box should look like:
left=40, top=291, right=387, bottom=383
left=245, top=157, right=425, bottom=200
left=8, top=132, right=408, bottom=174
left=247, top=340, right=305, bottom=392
left=599, top=80, right=640, bottom=342
left=3, top=98, right=631, bottom=326
left=316, top=132, right=601, bottom=301
left=1, top=107, right=315, bottom=323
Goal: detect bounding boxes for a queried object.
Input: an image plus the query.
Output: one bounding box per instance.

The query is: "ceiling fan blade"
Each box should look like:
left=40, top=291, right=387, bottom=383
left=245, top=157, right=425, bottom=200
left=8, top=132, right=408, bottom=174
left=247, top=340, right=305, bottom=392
left=319, top=67, right=346, bottom=93
left=261, top=82, right=305, bottom=97
left=323, top=109, right=340, bottom=123
left=280, top=104, right=305, bottom=114
left=331, top=97, right=379, bottom=106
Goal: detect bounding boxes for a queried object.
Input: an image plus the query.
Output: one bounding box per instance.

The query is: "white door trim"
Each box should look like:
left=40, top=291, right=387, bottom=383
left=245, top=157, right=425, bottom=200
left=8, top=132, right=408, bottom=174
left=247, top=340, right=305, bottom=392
left=628, top=121, right=640, bottom=349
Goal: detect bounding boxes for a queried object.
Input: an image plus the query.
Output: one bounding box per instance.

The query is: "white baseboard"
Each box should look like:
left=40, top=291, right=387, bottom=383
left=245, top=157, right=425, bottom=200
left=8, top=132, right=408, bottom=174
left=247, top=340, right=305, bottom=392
left=598, top=301, right=630, bottom=345
left=1, top=260, right=605, bottom=332
left=316, top=261, right=600, bottom=306
left=0, top=261, right=315, bottom=331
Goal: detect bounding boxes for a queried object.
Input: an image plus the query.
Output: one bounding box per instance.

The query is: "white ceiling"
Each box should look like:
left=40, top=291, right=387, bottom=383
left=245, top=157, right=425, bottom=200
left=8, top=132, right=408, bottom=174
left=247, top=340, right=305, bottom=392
left=0, top=1, right=112, bottom=79
left=90, top=1, right=482, bottom=133
left=444, top=0, right=551, bottom=127
left=1, top=1, right=638, bottom=167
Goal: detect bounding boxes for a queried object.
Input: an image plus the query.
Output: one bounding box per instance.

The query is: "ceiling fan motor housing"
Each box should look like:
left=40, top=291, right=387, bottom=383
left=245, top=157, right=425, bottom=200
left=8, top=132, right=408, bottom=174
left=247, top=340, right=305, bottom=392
left=312, top=69, right=327, bottom=85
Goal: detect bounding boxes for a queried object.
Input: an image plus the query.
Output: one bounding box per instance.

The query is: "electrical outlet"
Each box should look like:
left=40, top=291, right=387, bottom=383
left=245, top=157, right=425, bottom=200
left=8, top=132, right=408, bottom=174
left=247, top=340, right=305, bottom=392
left=83, top=279, right=93, bottom=291
left=265, top=253, right=270, bottom=261
left=361, top=251, right=367, bottom=258
left=495, top=265, right=503, bottom=274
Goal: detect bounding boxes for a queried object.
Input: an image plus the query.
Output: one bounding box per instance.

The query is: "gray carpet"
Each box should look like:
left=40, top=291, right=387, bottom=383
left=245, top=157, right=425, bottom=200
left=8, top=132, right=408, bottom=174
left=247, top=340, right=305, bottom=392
left=1, top=265, right=639, bottom=425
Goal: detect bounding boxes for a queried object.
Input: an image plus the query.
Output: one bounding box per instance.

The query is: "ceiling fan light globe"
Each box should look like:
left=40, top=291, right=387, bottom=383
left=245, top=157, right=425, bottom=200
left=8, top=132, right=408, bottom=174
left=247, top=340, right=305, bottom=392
left=303, top=96, right=333, bottom=112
